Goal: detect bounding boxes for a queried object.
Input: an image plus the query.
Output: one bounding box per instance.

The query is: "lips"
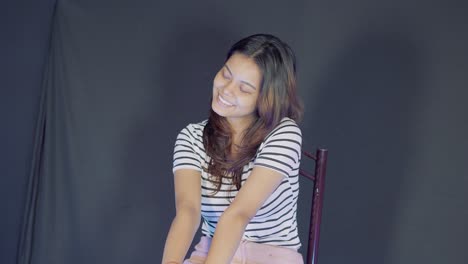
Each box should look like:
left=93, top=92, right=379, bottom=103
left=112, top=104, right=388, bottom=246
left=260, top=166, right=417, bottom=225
left=218, top=95, right=234, bottom=107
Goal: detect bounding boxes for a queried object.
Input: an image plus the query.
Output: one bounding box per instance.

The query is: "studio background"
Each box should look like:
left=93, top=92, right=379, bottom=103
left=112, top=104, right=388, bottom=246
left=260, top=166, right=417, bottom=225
left=1, top=0, right=467, bottom=264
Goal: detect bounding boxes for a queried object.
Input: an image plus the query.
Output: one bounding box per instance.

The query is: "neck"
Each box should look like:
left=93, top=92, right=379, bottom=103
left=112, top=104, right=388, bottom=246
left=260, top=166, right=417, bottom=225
left=227, top=117, right=254, bottom=156
left=228, top=116, right=254, bottom=134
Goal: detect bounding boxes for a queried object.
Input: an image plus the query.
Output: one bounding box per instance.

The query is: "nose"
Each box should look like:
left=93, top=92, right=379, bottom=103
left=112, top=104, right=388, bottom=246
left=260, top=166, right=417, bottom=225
left=220, top=80, right=236, bottom=96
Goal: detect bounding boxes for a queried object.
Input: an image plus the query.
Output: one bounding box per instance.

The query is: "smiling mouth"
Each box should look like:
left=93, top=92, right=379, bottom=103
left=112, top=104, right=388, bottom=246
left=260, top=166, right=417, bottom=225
left=218, top=95, right=234, bottom=107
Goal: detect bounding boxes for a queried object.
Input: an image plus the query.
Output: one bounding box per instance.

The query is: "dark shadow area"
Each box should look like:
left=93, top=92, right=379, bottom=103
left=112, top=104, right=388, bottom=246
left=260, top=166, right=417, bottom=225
left=297, top=29, right=423, bottom=264
left=0, top=1, right=57, bottom=264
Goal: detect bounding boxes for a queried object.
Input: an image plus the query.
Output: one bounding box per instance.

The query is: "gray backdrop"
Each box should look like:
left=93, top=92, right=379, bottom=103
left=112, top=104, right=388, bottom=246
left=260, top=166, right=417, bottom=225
left=1, top=1, right=57, bottom=264
left=2, top=0, right=467, bottom=263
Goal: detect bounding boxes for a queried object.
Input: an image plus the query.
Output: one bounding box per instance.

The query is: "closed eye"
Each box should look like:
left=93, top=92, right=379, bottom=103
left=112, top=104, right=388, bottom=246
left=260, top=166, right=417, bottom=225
left=240, top=85, right=253, bottom=94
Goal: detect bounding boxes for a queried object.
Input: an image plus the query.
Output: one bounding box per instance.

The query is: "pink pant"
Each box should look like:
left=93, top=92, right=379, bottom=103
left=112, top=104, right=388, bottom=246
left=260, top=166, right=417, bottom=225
left=183, top=236, right=304, bottom=264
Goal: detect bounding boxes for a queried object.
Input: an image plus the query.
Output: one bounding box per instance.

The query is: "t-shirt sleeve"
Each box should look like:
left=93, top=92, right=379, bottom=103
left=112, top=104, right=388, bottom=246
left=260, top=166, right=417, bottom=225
left=172, top=124, right=202, bottom=173
left=254, top=121, right=302, bottom=177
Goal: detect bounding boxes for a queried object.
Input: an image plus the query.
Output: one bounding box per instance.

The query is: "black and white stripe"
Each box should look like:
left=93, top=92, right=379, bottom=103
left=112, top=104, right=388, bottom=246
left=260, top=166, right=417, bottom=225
left=173, top=117, right=302, bottom=250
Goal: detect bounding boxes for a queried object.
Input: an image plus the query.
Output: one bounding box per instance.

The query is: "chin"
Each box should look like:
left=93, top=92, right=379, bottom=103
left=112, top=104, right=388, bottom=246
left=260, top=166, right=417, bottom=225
left=211, top=102, right=223, bottom=117
left=211, top=106, right=226, bottom=118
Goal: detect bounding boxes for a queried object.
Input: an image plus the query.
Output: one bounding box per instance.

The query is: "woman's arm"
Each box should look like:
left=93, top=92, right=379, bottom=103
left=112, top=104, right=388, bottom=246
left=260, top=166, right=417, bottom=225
left=162, top=169, right=201, bottom=264
left=204, top=166, right=285, bottom=264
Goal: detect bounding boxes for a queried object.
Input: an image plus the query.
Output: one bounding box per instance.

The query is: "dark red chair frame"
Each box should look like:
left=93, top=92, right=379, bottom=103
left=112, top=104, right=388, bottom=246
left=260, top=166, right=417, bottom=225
left=299, top=149, right=328, bottom=264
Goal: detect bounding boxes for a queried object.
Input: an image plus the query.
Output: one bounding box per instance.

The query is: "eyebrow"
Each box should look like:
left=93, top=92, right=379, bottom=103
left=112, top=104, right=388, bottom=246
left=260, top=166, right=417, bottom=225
left=224, top=65, right=257, bottom=90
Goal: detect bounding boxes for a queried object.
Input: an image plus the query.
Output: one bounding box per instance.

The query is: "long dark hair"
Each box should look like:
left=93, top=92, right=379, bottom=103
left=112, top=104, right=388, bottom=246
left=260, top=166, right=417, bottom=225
left=203, top=34, right=303, bottom=194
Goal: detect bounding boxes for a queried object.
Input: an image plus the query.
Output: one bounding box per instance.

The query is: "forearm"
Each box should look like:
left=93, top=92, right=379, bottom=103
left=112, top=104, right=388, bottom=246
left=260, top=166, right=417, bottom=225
left=205, top=211, right=250, bottom=264
left=162, top=208, right=200, bottom=264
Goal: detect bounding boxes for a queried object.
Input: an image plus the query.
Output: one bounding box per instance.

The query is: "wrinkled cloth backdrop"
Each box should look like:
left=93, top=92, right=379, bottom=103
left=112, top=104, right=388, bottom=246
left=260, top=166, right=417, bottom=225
left=1, top=0, right=467, bottom=264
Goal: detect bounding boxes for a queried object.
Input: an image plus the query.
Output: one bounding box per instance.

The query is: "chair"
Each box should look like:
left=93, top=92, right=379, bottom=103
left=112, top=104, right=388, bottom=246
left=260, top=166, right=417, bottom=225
left=299, top=149, right=328, bottom=264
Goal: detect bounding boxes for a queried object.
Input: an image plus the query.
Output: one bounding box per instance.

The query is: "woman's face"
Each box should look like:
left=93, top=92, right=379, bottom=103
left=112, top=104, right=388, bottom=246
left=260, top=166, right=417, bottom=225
left=212, top=53, right=262, bottom=129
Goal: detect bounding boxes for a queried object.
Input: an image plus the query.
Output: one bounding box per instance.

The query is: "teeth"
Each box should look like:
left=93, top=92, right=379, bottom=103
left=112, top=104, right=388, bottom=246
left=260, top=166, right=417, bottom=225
left=219, top=95, right=234, bottom=106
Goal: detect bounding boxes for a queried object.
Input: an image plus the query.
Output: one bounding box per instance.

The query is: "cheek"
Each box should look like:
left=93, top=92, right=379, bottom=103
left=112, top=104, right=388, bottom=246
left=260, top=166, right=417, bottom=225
left=240, top=96, right=258, bottom=110
left=213, top=72, right=224, bottom=87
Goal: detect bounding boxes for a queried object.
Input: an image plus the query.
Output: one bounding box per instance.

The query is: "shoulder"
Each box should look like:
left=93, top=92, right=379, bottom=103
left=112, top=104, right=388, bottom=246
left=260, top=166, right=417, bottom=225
left=264, top=117, right=302, bottom=142
left=257, top=117, right=302, bottom=157
left=177, top=119, right=208, bottom=140
left=254, top=117, right=302, bottom=176
left=173, top=120, right=207, bottom=172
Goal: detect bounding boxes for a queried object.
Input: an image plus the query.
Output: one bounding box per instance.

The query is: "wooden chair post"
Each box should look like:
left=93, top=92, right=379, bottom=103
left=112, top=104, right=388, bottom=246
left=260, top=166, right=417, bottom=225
left=302, top=149, right=328, bottom=264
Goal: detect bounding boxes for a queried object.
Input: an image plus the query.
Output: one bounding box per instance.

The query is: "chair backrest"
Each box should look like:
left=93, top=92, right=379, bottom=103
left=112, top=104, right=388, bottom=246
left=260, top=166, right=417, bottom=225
left=299, top=149, right=328, bottom=264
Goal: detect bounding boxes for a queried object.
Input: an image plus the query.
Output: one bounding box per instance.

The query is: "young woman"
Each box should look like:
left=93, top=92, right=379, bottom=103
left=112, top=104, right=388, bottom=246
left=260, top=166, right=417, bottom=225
left=162, top=34, right=304, bottom=264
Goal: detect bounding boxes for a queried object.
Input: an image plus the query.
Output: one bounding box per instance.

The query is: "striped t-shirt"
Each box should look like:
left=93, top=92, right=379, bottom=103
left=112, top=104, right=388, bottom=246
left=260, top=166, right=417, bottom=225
left=173, top=117, right=302, bottom=249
